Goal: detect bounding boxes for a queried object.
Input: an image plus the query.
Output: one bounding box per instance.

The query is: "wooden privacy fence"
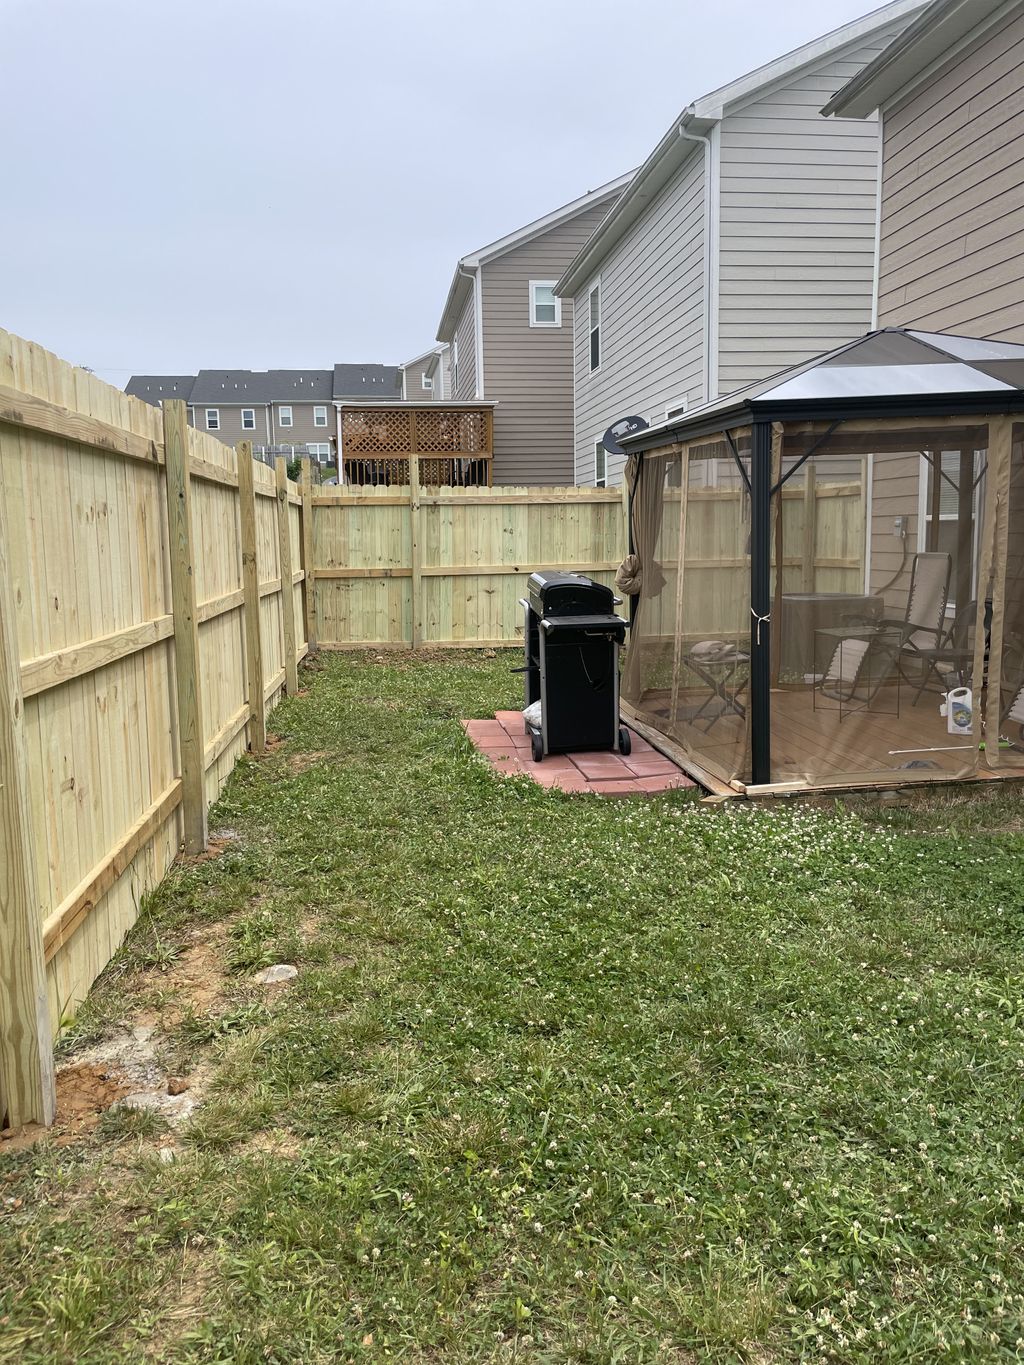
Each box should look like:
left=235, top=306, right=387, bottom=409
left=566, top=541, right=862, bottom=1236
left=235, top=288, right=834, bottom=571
left=309, top=469, right=866, bottom=649
left=312, top=473, right=629, bottom=648
left=0, top=332, right=311, bottom=1128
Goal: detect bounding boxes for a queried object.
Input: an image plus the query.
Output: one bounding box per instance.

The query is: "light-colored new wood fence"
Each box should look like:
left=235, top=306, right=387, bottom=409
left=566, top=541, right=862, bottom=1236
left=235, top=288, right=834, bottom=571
left=0, top=332, right=310, bottom=1129
left=313, top=474, right=629, bottom=648
left=310, top=471, right=865, bottom=649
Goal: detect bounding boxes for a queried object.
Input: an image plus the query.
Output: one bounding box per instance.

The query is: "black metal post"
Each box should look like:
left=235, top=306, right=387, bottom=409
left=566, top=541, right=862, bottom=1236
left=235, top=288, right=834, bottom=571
left=749, top=421, right=772, bottom=785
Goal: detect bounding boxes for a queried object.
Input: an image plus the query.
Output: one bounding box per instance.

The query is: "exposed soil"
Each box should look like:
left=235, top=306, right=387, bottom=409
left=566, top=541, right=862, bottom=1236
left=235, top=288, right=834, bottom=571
left=287, top=750, right=331, bottom=774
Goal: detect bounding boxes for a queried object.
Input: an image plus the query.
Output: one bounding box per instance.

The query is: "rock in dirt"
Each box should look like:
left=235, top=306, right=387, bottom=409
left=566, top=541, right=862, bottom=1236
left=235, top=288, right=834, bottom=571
left=254, top=964, right=298, bottom=985
left=158, top=1147, right=177, bottom=1164
left=167, top=1077, right=190, bottom=1096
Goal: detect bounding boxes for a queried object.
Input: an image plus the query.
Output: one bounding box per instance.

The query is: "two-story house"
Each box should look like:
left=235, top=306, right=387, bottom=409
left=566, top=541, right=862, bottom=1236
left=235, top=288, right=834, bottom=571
left=400, top=345, right=449, bottom=401
left=434, top=173, right=633, bottom=484
left=126, top=363, right=402, bottom=463
left=555, top=0, right=922, bottom=487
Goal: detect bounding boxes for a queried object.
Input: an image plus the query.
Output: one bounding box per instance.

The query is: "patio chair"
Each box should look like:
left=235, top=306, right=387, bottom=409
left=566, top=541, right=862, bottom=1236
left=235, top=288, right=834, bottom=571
left=816, top=628, right=902, bottom=715
left=907, top=599, right=983, bottom=702
left=884, top=551, right=951, bottom=673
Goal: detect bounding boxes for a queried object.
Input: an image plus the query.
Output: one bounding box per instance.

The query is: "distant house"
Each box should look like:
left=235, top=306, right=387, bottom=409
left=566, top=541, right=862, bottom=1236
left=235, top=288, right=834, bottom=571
left=824, top=0, right=1024, bottom=339
left=125, top=363, right=402, bottom=463
left=435, top=174, right=633, bottom=484
left=555, top=0, right=922, bottom=487
left=400, top=345, right=449, bottom=401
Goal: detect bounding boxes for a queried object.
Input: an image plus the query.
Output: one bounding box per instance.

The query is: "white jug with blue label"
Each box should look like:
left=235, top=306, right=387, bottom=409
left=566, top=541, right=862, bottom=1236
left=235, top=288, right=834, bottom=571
left=942, top=686, right=973, bottom=736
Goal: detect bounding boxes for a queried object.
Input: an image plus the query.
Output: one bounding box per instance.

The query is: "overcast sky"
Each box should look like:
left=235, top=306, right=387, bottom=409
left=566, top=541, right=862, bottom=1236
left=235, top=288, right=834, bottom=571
left=2, top=0, right=880, bottom=384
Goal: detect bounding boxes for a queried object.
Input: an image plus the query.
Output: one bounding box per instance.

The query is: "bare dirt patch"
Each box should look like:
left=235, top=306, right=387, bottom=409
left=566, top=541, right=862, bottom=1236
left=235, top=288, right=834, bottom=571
left=0, top=1064, right=132, bottom=1150
left=287, top=750, right=332, bottom=774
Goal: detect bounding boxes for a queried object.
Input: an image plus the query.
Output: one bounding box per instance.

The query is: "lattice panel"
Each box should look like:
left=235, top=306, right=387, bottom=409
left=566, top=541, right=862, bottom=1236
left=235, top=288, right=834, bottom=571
left=342, top=409, right=413, bottom=453
left=417, top=409, right=490, bottom=454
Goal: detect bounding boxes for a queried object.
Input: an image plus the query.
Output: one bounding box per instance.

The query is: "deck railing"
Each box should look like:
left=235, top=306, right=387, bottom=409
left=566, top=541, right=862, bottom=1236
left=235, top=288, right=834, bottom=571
left=340, top=405, right=493, bottom=487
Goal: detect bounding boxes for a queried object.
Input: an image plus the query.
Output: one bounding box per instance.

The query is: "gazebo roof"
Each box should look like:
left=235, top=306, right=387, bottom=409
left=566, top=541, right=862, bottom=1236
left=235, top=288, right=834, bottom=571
left=623, top=329, right=1024, bottom=452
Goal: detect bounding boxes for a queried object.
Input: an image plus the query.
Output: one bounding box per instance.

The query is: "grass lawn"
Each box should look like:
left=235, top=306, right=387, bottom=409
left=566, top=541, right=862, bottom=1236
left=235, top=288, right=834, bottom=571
left=3, top=651, right=1024, bottom=1363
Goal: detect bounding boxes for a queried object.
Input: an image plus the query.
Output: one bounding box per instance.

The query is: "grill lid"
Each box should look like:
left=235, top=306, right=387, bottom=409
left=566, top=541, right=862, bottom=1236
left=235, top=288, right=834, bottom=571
left=527, top=571, right=615, bottom=618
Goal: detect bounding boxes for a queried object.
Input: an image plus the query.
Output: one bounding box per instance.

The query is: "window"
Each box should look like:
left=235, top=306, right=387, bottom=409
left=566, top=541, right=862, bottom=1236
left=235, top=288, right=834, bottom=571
left=241, top=408, right=255, bottom=430
left=305, top=442, right=331, bottom=460
left=205, top=408, right=220, bottom=430
left=313, top=405, right=327, bottom=427
left=530, top=280, right=561, bottom=327
left=421, top=374, right=434, bottom=392
left=588, top=282, right=601, bottom=371
left=279, top=406, right=293, bottom=428
left=923, top=448, right=981, bottom=608
left=451, top=338, right=459, bottom=391
left=594, top=441, right=607, bottom=488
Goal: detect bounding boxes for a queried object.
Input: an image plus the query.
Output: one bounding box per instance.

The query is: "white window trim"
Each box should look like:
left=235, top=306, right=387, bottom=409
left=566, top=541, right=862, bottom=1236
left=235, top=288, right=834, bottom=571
left=313, top=405, right=327, bottom=427
left=241, top=408, right=256, bottom=430
left=278, top=405, right=293, bottom=428
left=205, top=408, right=220, bottom=430
left=529, top=279, right=561, bottom=328
left=594, top=440, right=607, bottom=489
left=588, top=278, right=601, bottom=374
left=421, top=373, right=434, bottom=391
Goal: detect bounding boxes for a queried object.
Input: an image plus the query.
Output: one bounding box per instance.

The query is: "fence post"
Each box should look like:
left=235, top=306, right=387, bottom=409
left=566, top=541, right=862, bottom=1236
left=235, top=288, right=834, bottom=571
left=409, top=453, right=422, bottom=649
left=163, top=400, right=208, bottom=854
left=801, top=462, right=817, bottom=592
left=236, top=442, right=266, bottom=754
left=299, top=457, right=317, bottom=652
left=275, top=457, right=299, bottom=693
left=0, top=487, right=55, bottom=1129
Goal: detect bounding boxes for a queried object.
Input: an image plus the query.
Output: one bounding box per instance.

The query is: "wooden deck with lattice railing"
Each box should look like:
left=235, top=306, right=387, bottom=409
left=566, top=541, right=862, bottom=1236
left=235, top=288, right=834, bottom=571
left=339, top=403, right=494, bottom=486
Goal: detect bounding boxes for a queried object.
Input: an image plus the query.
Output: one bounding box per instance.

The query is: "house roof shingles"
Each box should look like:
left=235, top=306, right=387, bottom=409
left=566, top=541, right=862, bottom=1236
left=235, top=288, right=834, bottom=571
left=126, top=364, right=402, bottom=408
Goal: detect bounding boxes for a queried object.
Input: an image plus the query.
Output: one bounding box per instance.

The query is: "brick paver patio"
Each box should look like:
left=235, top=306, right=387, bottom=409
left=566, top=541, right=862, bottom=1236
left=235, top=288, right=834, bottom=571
left=462, top=712, right=696, bottom=796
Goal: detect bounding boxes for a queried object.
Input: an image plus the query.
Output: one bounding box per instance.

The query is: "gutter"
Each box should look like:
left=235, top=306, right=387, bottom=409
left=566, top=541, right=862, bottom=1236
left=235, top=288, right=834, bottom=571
left=678, top=117, right=720, bottom=404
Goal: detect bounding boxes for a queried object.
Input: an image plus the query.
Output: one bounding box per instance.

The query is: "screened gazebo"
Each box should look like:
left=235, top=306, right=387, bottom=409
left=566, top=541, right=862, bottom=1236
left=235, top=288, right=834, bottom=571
left=619, top=328, right=1024, bottom=794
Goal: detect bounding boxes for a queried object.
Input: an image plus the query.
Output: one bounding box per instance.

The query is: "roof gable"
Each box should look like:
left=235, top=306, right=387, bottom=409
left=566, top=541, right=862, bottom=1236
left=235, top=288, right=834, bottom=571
left=823, top=0, right=1014, bottom=117
left=556, top=0, right=923, bottom=298
left=435, top=172, right=633, bottom=343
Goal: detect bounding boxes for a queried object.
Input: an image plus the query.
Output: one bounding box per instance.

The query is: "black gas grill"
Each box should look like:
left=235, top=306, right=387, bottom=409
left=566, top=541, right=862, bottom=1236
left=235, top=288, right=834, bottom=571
left=519, top=572, right=630, bottom=762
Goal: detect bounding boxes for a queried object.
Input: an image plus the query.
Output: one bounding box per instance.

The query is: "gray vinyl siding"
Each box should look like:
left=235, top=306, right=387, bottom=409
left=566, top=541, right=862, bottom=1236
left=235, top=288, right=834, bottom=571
left=572, top=154, right=706, bottom=487
left=480, top=201, right=612, bottom=484
left=715, top=23, right=906, bottom=393
left=186, top=402, right=330, bottom=451
left=451, top=292, right=477, bottom=400
left=876, top=7, right=1024, bottom=339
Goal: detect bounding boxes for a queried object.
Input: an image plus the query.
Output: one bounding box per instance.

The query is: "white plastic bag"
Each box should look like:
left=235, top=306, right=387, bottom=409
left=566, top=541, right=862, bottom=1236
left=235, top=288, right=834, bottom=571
left=522, top=700, right=542, bottom=729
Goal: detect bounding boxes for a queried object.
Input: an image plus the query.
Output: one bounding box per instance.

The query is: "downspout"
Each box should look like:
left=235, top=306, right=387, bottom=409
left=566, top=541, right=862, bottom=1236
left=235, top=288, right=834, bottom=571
left=335, top=402, right=345, bottom=485
left=678, top=119, right=719, bottom=405
left=458, top=263, right=485, bottom=399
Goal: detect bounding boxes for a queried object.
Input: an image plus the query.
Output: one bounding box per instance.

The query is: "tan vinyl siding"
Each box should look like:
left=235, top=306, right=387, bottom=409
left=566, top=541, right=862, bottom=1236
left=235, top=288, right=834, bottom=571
left=451, top=292, right=477, bottom=400
left=877, top=8, right=1024, bottom=339
left=402, top=361, right=441, bottom=400
left=480, top=201, right=612, bottom=484
left=572, top=155, right=706, bottom=487
left=716, top=22, right=906, bottom=393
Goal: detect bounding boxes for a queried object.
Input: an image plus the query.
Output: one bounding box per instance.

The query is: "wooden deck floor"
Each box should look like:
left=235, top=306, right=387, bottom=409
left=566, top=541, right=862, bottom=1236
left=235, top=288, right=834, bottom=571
left=631, top=684, right=1024, bottom=792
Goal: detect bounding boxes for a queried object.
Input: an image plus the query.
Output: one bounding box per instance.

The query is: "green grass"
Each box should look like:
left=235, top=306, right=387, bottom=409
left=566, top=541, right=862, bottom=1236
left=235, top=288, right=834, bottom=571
left=3, top=650, right=1024, bottom=1362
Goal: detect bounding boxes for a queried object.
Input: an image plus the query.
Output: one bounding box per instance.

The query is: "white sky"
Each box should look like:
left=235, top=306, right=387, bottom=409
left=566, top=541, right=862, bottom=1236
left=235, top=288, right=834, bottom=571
left=1, top=0, right=883, bottom=383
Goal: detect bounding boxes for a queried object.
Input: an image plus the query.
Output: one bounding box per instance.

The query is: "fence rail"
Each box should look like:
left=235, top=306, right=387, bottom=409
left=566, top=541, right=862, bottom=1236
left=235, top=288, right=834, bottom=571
left=0, top=331, right=310, bottom=1129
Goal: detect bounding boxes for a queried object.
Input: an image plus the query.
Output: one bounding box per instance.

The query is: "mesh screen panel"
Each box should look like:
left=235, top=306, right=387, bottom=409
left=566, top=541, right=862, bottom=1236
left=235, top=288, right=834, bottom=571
left=770, top=421, right=987, bottom=787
